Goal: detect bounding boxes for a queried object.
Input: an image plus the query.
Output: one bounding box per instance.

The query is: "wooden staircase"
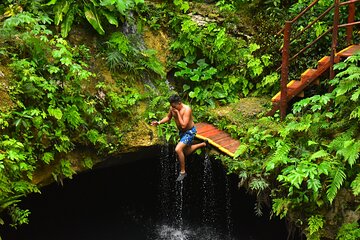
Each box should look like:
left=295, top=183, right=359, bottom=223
left=269, top=44, right=360, bottom=114
left=268, top=0, right=360, bottom=119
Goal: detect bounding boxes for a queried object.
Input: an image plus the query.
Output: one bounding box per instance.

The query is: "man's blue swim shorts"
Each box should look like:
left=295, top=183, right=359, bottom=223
left=179, top=126, right=197, bottom=145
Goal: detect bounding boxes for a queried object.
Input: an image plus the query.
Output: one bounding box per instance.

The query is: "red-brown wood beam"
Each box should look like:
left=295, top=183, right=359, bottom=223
left=346, top=2, right=356, bottom=45
left=330, top=0, right=340, bottom=81
left=280, top=21, right=292, bottom=121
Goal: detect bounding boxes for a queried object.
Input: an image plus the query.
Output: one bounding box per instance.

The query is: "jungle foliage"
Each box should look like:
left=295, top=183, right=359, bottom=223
left=0, top=0, right=359, bottom=240
left=211, top=52, right=360, bottom=239
left=0, top=0, right=145, bottom=230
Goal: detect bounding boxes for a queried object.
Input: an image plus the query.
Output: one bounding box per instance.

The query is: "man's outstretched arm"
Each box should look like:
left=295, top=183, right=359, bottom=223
left=151, top=108, right=172, bottom=126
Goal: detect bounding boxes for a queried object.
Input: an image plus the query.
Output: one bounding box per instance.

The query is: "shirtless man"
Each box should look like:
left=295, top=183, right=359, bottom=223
left=151, top=94, right=207, bottom=181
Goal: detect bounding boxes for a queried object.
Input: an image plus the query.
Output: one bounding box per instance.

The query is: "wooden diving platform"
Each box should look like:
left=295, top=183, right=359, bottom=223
left=195, top=123, right=240, bottom=158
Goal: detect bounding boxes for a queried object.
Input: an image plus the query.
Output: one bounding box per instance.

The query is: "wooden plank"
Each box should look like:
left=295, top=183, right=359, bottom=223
left=195, top=122, right=210, bottom=129
left=287, top=80, right=303, bottom=89
left=195, top=122, right=241, bottom=157
left=199, top=129, right=223, bottom=138
left=318, top=56, right=330, bottom=68
left=336, top=44, right=360, bottom=57
left=215, top=138, right=236, bottom=146
left=300, top=69, right=317, bottom=81
left=209, top=132, right=232, bottom=142
left=196, top=125, right=215, bottom=134
left=225, top=143, right=241, bottom=153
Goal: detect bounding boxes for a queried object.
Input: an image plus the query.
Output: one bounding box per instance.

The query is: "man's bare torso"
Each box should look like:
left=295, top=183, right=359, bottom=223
left=171, top=104, right=194, bottom=132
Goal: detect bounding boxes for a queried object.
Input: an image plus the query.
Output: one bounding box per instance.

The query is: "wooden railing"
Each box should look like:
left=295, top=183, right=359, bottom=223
left=278, top=0, right=360, bottom=120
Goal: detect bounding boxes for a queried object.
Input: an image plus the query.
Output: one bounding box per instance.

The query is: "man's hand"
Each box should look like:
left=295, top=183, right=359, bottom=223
left=151, top=121, right=159, bottom=126
left=171, top=107, right=179, bottom=117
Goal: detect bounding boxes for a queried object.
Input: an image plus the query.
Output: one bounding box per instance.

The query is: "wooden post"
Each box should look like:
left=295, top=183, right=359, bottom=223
left=280, top=21, right=291, bottom=121
left=330, top=0, right=340, bottom=81
left=346, top=1, right=356, bottom=45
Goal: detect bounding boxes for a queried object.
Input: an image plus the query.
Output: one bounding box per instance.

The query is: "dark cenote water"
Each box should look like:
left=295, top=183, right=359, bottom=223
left=1, top=146, right=297, bottom=240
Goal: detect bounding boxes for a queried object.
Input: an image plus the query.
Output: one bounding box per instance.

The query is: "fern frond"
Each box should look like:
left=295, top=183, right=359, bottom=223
left=350, top=173, right=360, bottom=196
left=272, top=198, right=291, bottom=219
left=108, top=32, right=130, bottom=55
left=336, top=222, right=360, bottom=240
left=309, top=149, right=329, bottom=161
left=326, top=167, right=346, bottom=204
left=307, top=215, right=324, bottom=236
left=265, top=140, right=291, bottom=172
left=254, top=200, right=263, bottom=217
left=350, top=106, right=360, bottom=119
left=337, top=140, right=360, bottom=167
left=334, top=78, right=359, bottom=97
left=328, top=128, right=355, bottom=152
left=249, top=177, right=269, bottom=193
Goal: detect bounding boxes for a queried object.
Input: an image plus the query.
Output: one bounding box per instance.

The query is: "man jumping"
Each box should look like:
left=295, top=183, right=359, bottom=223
left=151, top=94, right=207, bottom=181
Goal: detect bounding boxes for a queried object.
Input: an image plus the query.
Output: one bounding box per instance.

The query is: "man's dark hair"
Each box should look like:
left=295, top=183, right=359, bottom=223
left=169, top=94, right=181, bottom=104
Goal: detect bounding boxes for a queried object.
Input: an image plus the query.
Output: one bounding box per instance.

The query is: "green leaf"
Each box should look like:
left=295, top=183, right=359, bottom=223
left=60, top=7, right=75, bottom=37
left=54, top=0, right=70, bottom=25
left=212, top=82, right=227, bottom=99
left=83, top=157, right=93, bottom=169
left=45, top=0, right=58, bottom=5
left=308, top=140, right=318, bottom=146
left=183, top=84, right=190, bottom=92
left=327, top=167, right=346, bottom=203
left=337, top=140, right=360, bottom=167
left=351, top=173, right=360, bottom=196
left=48, top=107, right=63, bottom=120
left=61, top=9, right=74, bottom=38
left=84, top=4, right=105, bottom=35
left=42, top=152, right=54, bottom=164
left=308, top=215, right=324, bottom=235
left=87, top=129, right=99, bottom=144
left=318, top=161, right=331, bottom=175
left=101, top=9, right=118, bottom=27
left=190, top=74, right=200, bottom=81
left=309, top=150, right=328, bottom=160
left=249, top=43, right=260, bottom=53
left=64, top=105, right=84, bottom=129
left=234, top=144, right=248, bottom=158
left=60, top=159, right=76, bottom=178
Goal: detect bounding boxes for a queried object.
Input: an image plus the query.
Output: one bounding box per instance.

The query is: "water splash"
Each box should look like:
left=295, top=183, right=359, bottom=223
left=157, top=225, right=190, bottom=240
left=156, top=224, right=233, bottom=240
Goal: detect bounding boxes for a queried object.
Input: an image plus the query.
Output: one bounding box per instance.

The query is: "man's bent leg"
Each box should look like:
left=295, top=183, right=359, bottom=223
left=184, top=142, right=206, bottom=156
left=175, top=142, right=187, bottom=173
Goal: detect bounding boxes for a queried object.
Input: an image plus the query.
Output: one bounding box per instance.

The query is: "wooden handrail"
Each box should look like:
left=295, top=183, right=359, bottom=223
left=280, top=0, right=359, bottom=64
left=277, top=0, right=320, bottom=35
left=280, top=22, right=291, bottom=121
left=346, top=1, right=356, bottom=44
left=330, top=0, right=341, bottom=80
left=290, top=4, right=335, bottom=43
left=289, top=28, right=333, bottom=62
left=339, top=21, right=360, bottom=28
left=339, top=0, right=360, bottom=6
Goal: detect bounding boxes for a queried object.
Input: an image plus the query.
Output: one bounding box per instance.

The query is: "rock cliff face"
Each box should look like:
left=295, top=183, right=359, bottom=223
left=30, top=99, right=162, bottom=186
left=0, top=21, right=172, bottom=187
left=0, top=65, right=14, bottom=111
